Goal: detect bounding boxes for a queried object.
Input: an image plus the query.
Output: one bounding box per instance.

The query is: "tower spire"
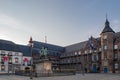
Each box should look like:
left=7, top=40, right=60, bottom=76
left=101, top=15, right=115, bottom=34
left=106, top=13, right=108, bottom=21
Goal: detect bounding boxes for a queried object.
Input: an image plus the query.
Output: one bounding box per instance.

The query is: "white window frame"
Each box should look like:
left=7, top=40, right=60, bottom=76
left=114, top=45, right=118, bottom=49
left=104, top=35, right=107, bottom=39
left=90, top=50, right=92, bottom=53
left=78, top=51, right=81, bottom=55
left=85, top=50, right=87, bottom=54
left=75, top=52, right=77, bottom=55
left=99, top=48, right=101, bottom=51
left=104, top=45, right=107, bottom=50
left=115, top=63, right=118, bottom=70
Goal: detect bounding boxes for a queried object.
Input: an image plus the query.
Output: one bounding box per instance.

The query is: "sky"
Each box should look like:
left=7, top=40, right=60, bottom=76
left=0, top=0, right=120, bottom=46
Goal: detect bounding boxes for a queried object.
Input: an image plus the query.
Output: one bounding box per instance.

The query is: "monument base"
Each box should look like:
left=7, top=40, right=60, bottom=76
left=35, top=59, right=52, bottom=74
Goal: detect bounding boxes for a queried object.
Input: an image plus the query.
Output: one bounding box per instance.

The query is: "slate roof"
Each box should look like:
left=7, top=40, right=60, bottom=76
left=18, top=45, right=40, bottom=57
left=0, top=39, right=19, bottom=52
left=101, top=19, right=115, bottom=34
left=33, top=41, right=64, bottom=52
left=65, top=41, right=88, bottom=53
left=33, top=41, right=65, bottom=57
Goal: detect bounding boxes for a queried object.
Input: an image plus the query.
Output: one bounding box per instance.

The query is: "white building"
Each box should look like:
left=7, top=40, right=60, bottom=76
left=0, top=50, right=22, bottom=74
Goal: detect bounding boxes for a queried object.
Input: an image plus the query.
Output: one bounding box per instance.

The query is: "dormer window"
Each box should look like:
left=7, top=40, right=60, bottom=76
left=104, top=35, right=107, bottom=39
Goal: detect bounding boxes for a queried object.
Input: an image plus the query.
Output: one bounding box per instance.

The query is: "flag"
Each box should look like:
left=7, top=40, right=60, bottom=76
left=24, top=58, right=28, bottom=66
left=3, top=55, right=8, bottom=62
left=88, top=36, right=96, bottom=50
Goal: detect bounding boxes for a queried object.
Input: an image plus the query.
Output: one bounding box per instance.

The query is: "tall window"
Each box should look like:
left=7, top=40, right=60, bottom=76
left=89, top=50, right=92, bottom=53
left=75, top=52, right=77, bottom=55
left=104, top=45, right=107, bottom=50
left=99, top=48, right=101, bottom=51
left=104, top=35, right=107, bottom=39
left=9, top=57, right=12, bottom=64
left=114, top=63, right=118, bottom=70
left=15, top=57, right=19, bottom=63
left=85, top=50, right=87, bottom=54
left=78, top=51, right=81, bottom=55
left=93, top=55, right=97, bottom=61
left=114, top=45, right=118, bottom=49
left=114, top=53, right=118, bottom=59
left=1, top=65, right=5, bottom=71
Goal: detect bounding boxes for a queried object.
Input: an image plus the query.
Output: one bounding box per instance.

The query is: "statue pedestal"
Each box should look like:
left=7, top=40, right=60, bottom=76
left=35, top=59, right=52, bottom=75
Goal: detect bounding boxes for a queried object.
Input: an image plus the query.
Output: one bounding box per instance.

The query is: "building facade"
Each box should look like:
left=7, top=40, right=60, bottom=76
left=0, top=18, right=120, bottom=74
left=60, top=18, right=120, bottom=73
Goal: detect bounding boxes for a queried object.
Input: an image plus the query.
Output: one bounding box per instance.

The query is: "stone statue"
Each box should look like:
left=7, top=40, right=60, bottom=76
left=40, top=47, right=48, bottom=59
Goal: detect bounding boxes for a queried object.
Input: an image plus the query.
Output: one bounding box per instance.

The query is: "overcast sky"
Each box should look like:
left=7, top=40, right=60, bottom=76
left=0, top=0, right=120, bottom=46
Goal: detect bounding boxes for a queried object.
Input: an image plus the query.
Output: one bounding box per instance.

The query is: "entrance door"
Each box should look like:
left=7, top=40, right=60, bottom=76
left=92, top=65, right=97, bottom=73
left=104, top=67, right=108, bottom=73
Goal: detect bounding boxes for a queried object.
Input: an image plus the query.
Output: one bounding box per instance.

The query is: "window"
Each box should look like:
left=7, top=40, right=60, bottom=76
left=93, top=55, right=97, bottom=61
left=99, top=48, right=101, bottom=51
left=104, top=45, right=107, bottom=50
left=15, top=52, right=19, bottom=56
left=19, top=53, right=22, bottom=56
left=9, top=57, right=12, bottom=64
left=114, top=53, right=118, bottom=59
left=104, top=35, right=107, bottom=39
left=94, top=50, right=96, bottom=53
left=8, top=52, right=12, bottom=56
left=15, top=57, right=19, bottom=63
left=1, top=65, right=5, bottom=71
left=78, top=51, right=81, bottom=55
left=75, top=52, right=77, bottom=55
left=84, top=56, right=87, bottom=62
left=114, top=63, right=118, bottom=70
left=90, top=50, right=92, bottom=53
left=85, top=50, right=87, bottom=54
left=114, top=45, right=118, bottom=49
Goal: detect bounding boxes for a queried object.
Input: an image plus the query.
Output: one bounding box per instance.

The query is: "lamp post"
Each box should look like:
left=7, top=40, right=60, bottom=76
left=82, top=53, right=85, bottom=76
left=29, top=37, right=34, bottom=80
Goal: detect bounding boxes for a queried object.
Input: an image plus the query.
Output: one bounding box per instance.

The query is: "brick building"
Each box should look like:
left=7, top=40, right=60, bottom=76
left=0, top=18, right=120, bottom=74
left=60, top=18, right=120, bottom=73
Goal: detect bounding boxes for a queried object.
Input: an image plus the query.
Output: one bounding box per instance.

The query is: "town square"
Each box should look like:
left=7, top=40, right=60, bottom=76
left=0, top=73, right=120, bottom=80
left=0, top=0, right=120, bottom=80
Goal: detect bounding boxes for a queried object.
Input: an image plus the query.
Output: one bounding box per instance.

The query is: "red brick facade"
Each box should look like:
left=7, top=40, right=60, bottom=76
left=60, top=19, right=120, bottom=73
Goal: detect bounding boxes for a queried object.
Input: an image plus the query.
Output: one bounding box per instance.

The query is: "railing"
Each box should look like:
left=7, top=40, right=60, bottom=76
left=15, top=69, right=76, bottom=77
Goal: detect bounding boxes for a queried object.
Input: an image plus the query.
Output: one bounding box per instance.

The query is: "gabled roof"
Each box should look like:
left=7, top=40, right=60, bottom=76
left=101, top=19, right=115, bottom=34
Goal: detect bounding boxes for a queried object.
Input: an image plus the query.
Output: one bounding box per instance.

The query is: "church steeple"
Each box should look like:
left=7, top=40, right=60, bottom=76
left=101, top=16, right=115, bottom=34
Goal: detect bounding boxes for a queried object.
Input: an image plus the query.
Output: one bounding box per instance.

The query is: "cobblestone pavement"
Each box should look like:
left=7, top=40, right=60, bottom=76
left=0, top=73, right=120, bottom=80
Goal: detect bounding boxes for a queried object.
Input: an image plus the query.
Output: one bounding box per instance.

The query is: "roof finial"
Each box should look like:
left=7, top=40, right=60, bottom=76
left=106, top=13, right=108, bottom=21
left=105, top=13, right=109, bottom=24
left=106, top=13, right=107, bottom=20
left=45, top=36, right=47, bottom=43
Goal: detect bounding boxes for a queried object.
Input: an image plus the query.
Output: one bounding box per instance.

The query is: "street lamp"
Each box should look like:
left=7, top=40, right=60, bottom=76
left=29, top=37, right=34, bottom=80
left=82, top=53, right=85, bottom=76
